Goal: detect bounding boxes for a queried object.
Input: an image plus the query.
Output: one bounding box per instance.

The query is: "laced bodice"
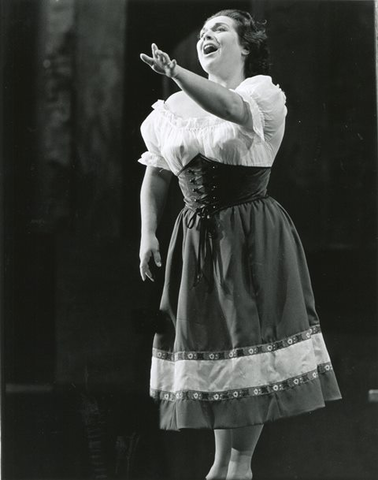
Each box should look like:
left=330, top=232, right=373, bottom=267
left=178, top=154, right=271, bottom=286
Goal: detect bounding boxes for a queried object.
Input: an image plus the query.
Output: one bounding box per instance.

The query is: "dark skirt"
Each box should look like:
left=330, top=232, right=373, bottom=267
left=150, top=196, right=341, bottom=430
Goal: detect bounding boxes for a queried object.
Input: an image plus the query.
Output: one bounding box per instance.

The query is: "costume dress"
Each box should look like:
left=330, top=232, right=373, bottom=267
left=139, top=75, right=342, bottom=431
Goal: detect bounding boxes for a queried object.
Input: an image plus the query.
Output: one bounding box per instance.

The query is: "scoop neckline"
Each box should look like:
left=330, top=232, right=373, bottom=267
left=152, top=75, right=270, bottom=126
left=152, top=100, right=226, bottom=128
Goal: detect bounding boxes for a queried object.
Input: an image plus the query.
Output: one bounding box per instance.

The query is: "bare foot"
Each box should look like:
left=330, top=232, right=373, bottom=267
left=226, top=473, right=252, bottom=480
left=226, top=475, right=252, bottom=480
left=206, top=463, right=229, bottom=480
left=226, top=461, right=252, bottom=480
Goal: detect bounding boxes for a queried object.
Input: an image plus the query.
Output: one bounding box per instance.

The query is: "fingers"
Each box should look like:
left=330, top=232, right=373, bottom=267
left=144, top=266, right=155, bottom=283
left=153, top=250, right=162, bottom=268
left=139, top=249, right=151, bottom=282
left=140, top=260, right=154, bottom=282
left=141, top=44, right=177, bottom=78
left=169, top=59, right=177, bottom=77
left=140, top=53, right=154, bottom=66
left=139, top=250, right=162, bottom=282
left=154, top=48, right=170, bottom=65
left=140, top=44, right=165, bottom=62
left=150, top=43, right=171, bottom=66
left=154, top=46, right=176, bottom=77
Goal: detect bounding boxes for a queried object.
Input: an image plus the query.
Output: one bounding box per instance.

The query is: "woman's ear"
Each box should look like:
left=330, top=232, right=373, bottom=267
left=241, top=46, right=249, bottom=57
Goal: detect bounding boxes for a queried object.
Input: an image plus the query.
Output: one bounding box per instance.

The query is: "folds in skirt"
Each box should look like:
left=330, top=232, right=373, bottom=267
left=150, top=196, right=342, bottom=430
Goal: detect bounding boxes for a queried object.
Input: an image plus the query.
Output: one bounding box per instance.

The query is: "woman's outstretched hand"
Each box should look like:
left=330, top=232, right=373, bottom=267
left=140, top=43, right=177, bottom=78
left=139, top=233, right=162, bottom=282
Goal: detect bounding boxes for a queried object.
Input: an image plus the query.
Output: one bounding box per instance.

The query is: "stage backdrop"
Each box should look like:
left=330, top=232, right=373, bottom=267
left=4, top=0, right=376, bottom=397
left=3, top=1, right=377, bottom=479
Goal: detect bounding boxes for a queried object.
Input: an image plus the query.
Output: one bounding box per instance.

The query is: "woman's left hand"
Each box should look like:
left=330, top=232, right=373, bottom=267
left=140, top=43, right=177, bottom=78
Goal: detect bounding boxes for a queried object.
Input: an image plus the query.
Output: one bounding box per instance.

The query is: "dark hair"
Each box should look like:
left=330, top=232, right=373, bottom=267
left=206, top=9, right=270, bottom=78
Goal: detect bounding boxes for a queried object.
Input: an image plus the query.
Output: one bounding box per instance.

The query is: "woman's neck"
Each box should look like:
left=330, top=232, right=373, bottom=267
left=208, top=70, right=246, bottom=89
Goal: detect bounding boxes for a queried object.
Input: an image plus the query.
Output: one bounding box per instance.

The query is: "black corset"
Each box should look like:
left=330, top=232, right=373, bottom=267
left=177, top=154, right=271, bottom=286
left=178, top=154, right=270, bottom=217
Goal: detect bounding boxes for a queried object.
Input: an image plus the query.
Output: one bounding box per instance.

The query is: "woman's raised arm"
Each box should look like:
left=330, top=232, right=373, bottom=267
left=140, top=44, right=249, bottom=126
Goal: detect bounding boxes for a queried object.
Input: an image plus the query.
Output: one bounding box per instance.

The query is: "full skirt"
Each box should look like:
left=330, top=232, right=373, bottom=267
left=150, top=196, right=342, bottom=430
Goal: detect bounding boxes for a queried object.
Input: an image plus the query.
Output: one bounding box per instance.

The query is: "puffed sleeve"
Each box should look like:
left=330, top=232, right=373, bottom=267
left=138, top=102, right=171, bottom=171
left=234, top=76, right=287, bottom=141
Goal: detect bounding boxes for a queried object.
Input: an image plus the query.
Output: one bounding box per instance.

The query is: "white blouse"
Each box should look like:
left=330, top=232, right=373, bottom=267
left=138, top=75, right=287, bottom=176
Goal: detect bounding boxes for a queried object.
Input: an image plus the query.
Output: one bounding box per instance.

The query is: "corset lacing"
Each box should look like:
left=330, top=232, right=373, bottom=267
left=184, top=162, right=224, bottom=286
left=178, top=154, right=271, bottom=287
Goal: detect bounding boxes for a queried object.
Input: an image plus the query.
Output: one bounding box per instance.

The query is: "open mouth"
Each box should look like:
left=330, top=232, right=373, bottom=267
left=203, top=43, right=219, bottom=56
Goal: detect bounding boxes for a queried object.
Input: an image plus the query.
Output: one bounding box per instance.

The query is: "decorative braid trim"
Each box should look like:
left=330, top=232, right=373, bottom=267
left=152, top=325, right=321, bottom=362
left=150, top=361, right=334, bottom=402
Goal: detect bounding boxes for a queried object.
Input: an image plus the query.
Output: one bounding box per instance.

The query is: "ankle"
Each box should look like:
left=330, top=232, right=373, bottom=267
left=227, top=452, right=253, bottom=479
left=213, top=456, right=231, bottom=468
left=229, top=450, right=252, bottom=465
left=206, top=462, right=229, bottom=480
left=228, top=457, right=252, bottom=470
left=226, top=461, right=252, bottom=480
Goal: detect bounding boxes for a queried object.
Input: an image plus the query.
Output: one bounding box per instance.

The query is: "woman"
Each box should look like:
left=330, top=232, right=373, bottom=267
left=138, top=9, right=341, bottom=480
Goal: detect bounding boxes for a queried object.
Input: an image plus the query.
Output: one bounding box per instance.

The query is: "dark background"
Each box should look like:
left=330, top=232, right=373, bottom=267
left=1, top=0, right=377, bottom=479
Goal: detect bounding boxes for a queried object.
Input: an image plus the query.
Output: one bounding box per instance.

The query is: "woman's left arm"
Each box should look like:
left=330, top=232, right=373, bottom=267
left=140, top=44, right=249, bottom=126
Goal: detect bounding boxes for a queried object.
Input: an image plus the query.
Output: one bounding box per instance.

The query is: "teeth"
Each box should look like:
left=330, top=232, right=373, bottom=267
left=203, top=44, right=217, bottom=55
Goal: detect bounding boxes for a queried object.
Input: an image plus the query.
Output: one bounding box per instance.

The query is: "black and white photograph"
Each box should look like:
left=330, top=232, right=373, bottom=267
left=1, top=0, right=377, bottom=479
